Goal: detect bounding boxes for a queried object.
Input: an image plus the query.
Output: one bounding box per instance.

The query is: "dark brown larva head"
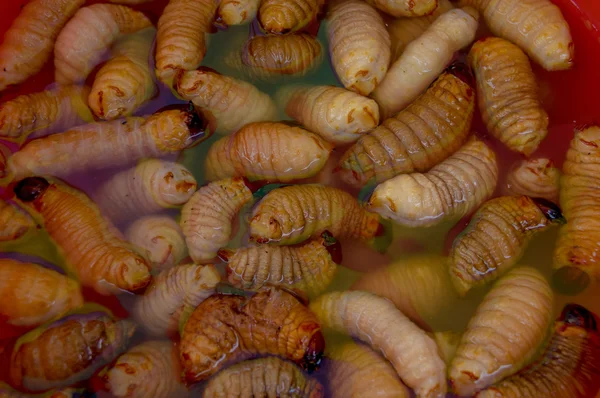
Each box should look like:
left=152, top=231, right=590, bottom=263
left=552, top=266, right=591, bottom=296
left=321, top=231, right=342, bottom=265
left=561, top=303, right=598, bottom=331
left=14, top=177, right=50, bottom=202
left=299, top=331, right=325, bottom=373
left=184, top=102, right=212, bottom=146
left=241, top=177, right=271, bottom=194
left=446, top=61, right=474, bottom=87
left=532, top=197, right=566, bottom=224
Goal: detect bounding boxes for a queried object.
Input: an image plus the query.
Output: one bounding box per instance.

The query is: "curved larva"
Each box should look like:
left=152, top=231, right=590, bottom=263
left=450, top=196, right=564, bottom=295
left=175, top=68, right=277, bottom=135
left=203, top=356, right=325, bottom=397
left=54, top=4, right=152, bottom=84
left=258, top=0, right=320, bottom=34
left=133, top=264, right=220, bottom=337
left=89, top=27, right=157, bottom=120
left=93, top=159, right=197, bottom=224
left=280, top=85, right=379, bottom=145
left=372, top=8, right=478, bottom=119
left=449, top=267, right=554, bottom=396
left=366, top=0, right=437, bottom=17
left=327, top=1, right=390, bottom=96
left=106, top=341, right=188, bottom=398
left=459, top=0, right=573, bottom=70
left=0, top=85, right=93, bottom=143
left=125, top=216, right=188, bottom=273
left=310, top=291, right=447, bottom=397
left=504, top=158, right=560, bottom=203
left=0, top=199, right=35, bottom=242
left=204, top=122, right=332, bottom=182
left=368, top=137, right=498, bottom=227
left=216, top=0, right=261, bottom=26
left=0, top=0, right=85, bottom=91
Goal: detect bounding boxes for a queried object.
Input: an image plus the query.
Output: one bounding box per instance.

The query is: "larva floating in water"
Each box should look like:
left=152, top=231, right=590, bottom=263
left=327, top=0, right=391, bottom=96
left=13, top=177, right=152, bottom=296
left=0, top=199, right=35, bottom=242
left=450, top=196, right=565, bottom=296
left=366, top=0, right=438, bottom=17
left=215, top=0, right=261, bottom=27
left=338, top=65, right=475, bottom=187
left=449, top=267, right=554, bottom=396
left=504, top=158, right=561, bottom=203
left=258, top=0, right=321, bottom=34
left=368, top=137, right=499, bottom=227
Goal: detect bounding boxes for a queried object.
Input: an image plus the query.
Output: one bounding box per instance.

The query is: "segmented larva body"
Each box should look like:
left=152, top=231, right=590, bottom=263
left=311, top=291, right=446, bottom=397
left=14, top=177, right=152, bottom=296
left=203, top=356, right=325, bottom=398
left=249, top=184, right=381, bottom=245
left=326, top=342, right=410, bottom=398
left=0, top=85, right=93, bottom=142
left=366, top=0, right=438, bottom=17
left=216, top=0, right=261, bottom=26
left=9, top=313, right=136, bottom=392
left=175, top=68, right=277, bottom=135
left=54, top=4, right=152, bottom=84
left=180, top=288, right=325, bottom=383
left=0, top=259, right=83, bottom=327
left=450, top=196, right=564, bottom=296
left=339, top=69, right=475, bottom=187
left=94, top=159, right=197, bottom=224
left=372, top=8, right=479, bottom=119
left=205, top=122, right=332, bottom=182
left=327, top=1, right=390, bottom=96
left=281, top=85, right=379, bottom=145
left=106, top=341, right=187, bottom=398
left=449, top=267, right=554, bottom=396
left=0, top=0, right=85, bottom=91
left=459, top=0, right=573, bottom=70
left=125, top=216, right=188, bottom=273
left=368, top=137, right=498, bottom=227
left=505, top=158, right=560, bottom=203
left=0, top=199, right=35, bottom=242
left=181, top=178, right=254, bottom=262
left=258, top=0, right=320, bottom=34
left=133, top=264, right=221, bottom=337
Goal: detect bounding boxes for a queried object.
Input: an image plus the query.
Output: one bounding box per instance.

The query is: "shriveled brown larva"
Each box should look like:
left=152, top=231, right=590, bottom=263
left=54, top=4, right=152, bottom=84
left=204, top=122, right=332, bottom=182
left=258, top=0, right=321, bottom=34
left=366, top=0, right=438, bottom=17
left=339, top=66, right=475, bottom=187
left=175, top=68, right=277, bottom=135
left=93, top=158, right=197, bottom=224
left=203, top=356, right=325, bottom=397
left=105, top=341, right=187, bottom=398
left=216, top=0, right=261, bottom=27
left=0, top=0, right=85, bottom=91
left=327, top=0, right=390, bottom=96
left=0, top=85, right=93, bottom=143
left=0, top=259, right=83, bottom=327
left=0, top=199, right=35, bottom=242
left=450, top=196, right=565, bottom=296
left=449, top=267, right=554, bottom=396
left=249, top=184, right=381, bottom=245
left=13, top=177, right=152, bottom=296
left=133, top=264, right=221, bottom=337
left=504, top=158, right=561, bottom=203
left=368, top=137, right=499, bottom=227
left=326, top=342, right=410, bottom=398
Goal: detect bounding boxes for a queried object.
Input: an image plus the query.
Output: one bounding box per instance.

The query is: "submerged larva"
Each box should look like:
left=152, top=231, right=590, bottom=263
left=258, top=0, right=320, bottom=34
left=338, top=66, right=475, bottom=187
left=327, top=0, right=391, bottom=96
left=368, top=137, right=498, bottom=227
left=366, top=0, right=438, bottom=17
left=216, top=0, right=261, bottom=27
left=450, top=196, right=565, bottom=295
left=0, top=199, right=35, bottom=242
left=449, top=267, right=554, bottom=396
left=505, top=158, right=561, bottom=203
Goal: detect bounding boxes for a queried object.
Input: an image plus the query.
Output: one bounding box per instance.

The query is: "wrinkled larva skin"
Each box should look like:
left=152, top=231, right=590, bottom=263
left=327, top=1, right=390, bottom=96
left=0, top=85, right=93, bottom=143
left=0, top=199, right=35, bottom=242
left=372, top=8, right=479, bottom=119
left=175, top=68, right=277, bottom=135
left=216, top=0, right=261, bottom=26
left=458, top=0, right=573, bottom=70
left=181, top=178, right=254, bottom=262
left=54, top=4, right=151, bottom=84
left=504, top=158, right=560, bottom=203
left=475, top=304, right=600, bottom=398
left=326, top=342, right=410, bottom=398
left=469, top=37, right=549, bottom=156
left=0, top=259, right=83, bottom=327
left=449, top=267, right=554, bottom=396
left=13, top=177, right=152, bottom=296
left=368, top=137, right=498, bottom=227
left=133, top=264, right=221, bottom=337
left=105, top=341, right=188, bottom=398
left=366, top=0, right=438, bottom=17
left=249, top=184, right=381, bottom=245
left=180, top=288, right=325, bottom=383
left=9, top=313, right=136, bottom=392
left=258, top=0, right=321, bottom=34
left=339, top=70, right=475, bottom=187
left=204, top=122, right=332, bottom=182
left=450, top=196, right=563, bottom=295
left=311, top=291, right=446, bottom=398
left=0, top=0, right=85, bottom=91
left=203, top=357, right=325, bottom=398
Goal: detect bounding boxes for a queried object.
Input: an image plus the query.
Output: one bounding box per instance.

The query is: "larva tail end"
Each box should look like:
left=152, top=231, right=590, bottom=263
left=321, top=231, right=342, bottom=265
left=532, top=197, right=566, bottom=224
left=561, top=303, right=598, bottom=331
left=14, top=177, right=50, bottom=202
left=299, top=331, right=325, bottom=373
left=446, top=61, right=474, bottom=87
left=552, top=266, right=590, bottom=296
